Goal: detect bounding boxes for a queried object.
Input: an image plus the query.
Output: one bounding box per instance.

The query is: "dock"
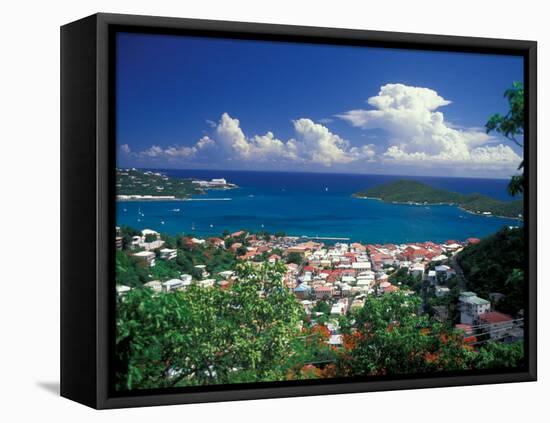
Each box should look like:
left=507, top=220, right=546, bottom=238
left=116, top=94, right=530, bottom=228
left=299, top=235, right=350, bottom=241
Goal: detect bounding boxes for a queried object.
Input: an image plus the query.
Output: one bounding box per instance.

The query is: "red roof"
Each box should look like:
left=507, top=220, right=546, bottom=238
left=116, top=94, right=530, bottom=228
left=479, top=311, right=514, bottom=324
left=315, top=286, right=333, bottom=292
left=239, top=251, right=257, bottom=260
left=384, top=285, right=399, bottom=293
left=466, top=237, right=481, bottom=244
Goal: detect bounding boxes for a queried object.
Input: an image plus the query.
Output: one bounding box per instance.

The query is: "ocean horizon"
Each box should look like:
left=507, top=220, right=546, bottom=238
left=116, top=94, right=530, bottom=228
left=116, top=169, right=520, bottom=244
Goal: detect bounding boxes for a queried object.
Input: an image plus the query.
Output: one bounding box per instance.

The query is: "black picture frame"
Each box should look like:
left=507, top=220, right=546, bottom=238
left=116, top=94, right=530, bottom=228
left=61, top=12, right=537, bottom=409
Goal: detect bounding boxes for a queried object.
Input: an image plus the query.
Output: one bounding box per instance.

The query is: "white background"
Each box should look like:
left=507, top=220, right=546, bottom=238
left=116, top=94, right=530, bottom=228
left=1, top=0, right=547, bottom=421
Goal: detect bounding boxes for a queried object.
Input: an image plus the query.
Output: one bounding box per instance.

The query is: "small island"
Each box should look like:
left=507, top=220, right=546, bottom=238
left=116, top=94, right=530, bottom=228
left=116, top=168, right=237, bottom=200
left=353, top=180, right=523, bottom=219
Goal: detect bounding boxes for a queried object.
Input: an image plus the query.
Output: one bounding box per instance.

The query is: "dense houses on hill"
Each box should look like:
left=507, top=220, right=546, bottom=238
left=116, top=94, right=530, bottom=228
left=116, top=229, right=522, bottom=349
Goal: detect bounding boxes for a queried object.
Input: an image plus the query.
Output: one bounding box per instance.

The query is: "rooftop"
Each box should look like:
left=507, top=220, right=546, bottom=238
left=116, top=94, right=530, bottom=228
left=479, top=311, right=514, bottom=324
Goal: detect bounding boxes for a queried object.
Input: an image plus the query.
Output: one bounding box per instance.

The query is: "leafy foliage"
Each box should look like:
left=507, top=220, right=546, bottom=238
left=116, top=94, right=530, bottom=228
left=389, top=267, right=422, bottom=292
left=339, top=292, right=473, bottom=375
left=115, top=226, right=526, bottom=390
left=115, top=250, right=150, bottom=288
left=485, top=81, right=524, bottom=196
left=458, top=227, right=525, bottom=315
left=115, top=262, right=303, bottom=390
left=473, top=341, right=524, bottom=369
left=286, top=252, right=303, bottom=265
left=485, top=82, right=524, bottom=148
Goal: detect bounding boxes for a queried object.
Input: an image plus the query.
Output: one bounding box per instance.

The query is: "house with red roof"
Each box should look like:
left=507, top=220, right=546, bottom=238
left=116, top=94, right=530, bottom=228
left=268, top=254, right=281, bottom=264
left=382, top=284, right=399, bottom=294
left=238, top=251, right=258, bottom=261
left=207, top=237, right=225, bottom=248
left=229, top=242, right=242, bottom=253
left=314, top=285, right=334, bottom=300
left=479, top=311, right=515, bottom=339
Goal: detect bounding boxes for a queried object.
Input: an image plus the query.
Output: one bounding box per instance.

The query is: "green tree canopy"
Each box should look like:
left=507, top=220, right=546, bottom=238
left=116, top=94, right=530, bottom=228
left=486, top=81, right=524, bottom=196
left=340, top=292, right=473, bottom=376
left=115, top=262, right=302, bottom=390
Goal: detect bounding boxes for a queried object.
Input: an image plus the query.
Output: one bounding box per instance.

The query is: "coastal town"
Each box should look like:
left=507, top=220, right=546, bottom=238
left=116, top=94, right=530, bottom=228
left=116, top=226, right=524, bottom=351
left=116, top=168, right=238, bottom=201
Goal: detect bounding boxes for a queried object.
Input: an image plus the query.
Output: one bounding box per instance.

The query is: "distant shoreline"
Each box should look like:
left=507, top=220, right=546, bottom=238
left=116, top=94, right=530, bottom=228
left=117, top=195, right=232, bottom=201
left=353, top=194, right=522, bottom=221
left=132, top=166, right=512, bottom=182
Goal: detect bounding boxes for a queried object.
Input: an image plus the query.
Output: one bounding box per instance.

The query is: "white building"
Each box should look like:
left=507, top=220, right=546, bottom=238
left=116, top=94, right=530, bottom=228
left=198, top=279, right=215, bottom=288
left=459, top=292, right=491, bottom=325
left=410, top=264, right=425, bottom=278
left=162, top=279, right=185, bottom=291
left=159, top=248, right=177, bottom=261
left=331, top=303, right=346, bottom=316
left=427, top=270, right=437, bottom=285
left=144, top=280, right=162, bottom=293
left=341, top=275, right=356, bottom=285
left=116, top=285, right=131, bottom=296
left=328, top=334, right=343, bottom=346
left=194, top=264, right=209, bottom=278
left=133, top=250, right=156, bottom=267
left=180, top=274, right=193, bottom=284
left=435, top=286, right=450, bottom=298
left=435, top=264, right=454, bottom=280
left=352, top=261, right=371, bottom=271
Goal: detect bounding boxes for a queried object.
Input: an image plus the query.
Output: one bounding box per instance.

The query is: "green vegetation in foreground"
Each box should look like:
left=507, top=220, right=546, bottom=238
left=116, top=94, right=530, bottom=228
left=115, top=227, right=525, bottom=390
left=458, top=227, right=524, bottom=316
left=116, top=263, right=524, bottom=390
left=353, top=180, right=523, bottom=219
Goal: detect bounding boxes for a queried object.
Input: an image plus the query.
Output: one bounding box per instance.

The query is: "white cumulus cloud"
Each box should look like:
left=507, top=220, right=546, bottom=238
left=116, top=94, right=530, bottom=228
left=337, top=83, right=522, bottom=171
left=126, top=136, right=215, bottom=161
left=126, top=113, right=378, bottom=167
left=291, top=118, right=375, bottom=165
left=209, top=113, right=375, bottom=166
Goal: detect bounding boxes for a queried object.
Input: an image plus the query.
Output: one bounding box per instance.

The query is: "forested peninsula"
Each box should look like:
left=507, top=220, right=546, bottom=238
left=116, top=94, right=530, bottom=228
left=353, top=180, right=523, bottom=219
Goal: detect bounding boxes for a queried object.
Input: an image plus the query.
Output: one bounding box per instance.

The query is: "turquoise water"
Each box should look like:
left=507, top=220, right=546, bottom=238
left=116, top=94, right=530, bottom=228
left=116, top=170, right=519, bottom=244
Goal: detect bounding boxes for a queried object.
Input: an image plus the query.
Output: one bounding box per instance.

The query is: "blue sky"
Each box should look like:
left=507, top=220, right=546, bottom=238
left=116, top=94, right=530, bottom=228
left=116, top=32, right=524, bottom=178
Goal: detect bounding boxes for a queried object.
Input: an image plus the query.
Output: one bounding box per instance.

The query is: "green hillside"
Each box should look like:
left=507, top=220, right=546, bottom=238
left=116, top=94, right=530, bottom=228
left=457, top=227, right=525, bottom=315
left=116, top=168, right=201, bottom=198
left=353, top=180, right=522, bottom=219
